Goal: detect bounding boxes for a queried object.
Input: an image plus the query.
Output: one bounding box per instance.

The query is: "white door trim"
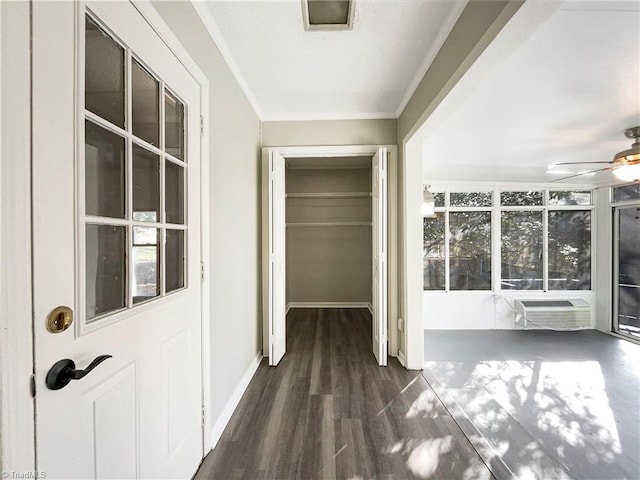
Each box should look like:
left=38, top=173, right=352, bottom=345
left=0, top=1, right=36, bottom=472
left=131, top=0, right=214, bottom=449
left=261, top=144, right=399, bottom=360
left=120, top=0, right=215, bottom=454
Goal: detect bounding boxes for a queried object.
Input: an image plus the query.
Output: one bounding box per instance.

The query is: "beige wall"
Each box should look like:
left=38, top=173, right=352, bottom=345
left=396, top=0, right=524, bottom=365
left=285, top=167, right=373, bottom=305
left=398, top=0, right=523, bottom=142
left=262, top=119, right=397, bottom=147
left=152, top=1, right=262, bottom=432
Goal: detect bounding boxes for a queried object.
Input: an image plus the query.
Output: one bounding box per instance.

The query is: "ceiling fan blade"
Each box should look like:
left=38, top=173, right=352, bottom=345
left=549, top=166, right=615, bottom=183
left=552, top=161, right=615, bottom=166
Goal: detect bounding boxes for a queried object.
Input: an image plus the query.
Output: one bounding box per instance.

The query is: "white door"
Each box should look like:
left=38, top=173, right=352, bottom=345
left=372, top=148, right=388, bottom=366
left=265, top=150, right=287, bottom=366
left=32, top=2, right=203, bottom=478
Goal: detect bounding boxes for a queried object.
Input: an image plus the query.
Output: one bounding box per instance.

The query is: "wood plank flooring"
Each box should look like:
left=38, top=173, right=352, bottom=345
left=195, top=308, right=493, bottom=479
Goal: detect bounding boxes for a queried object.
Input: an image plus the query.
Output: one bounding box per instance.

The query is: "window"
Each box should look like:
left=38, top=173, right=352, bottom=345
left=423, top=188, right=592, bottom=292
left=500, top=190, right=591, bottom=291
left=84, top=14, right=187, bottom=322
left=423, top=191, right=492, bottom=291
left=613, top=185, right=640, bottom=339
left=423, top=214, right=445, bottom=290
left=449, top=211, right=491, bottom=290
left=501, top=210, right=543, bottom=290
left=548, top=211, right=591, bottom=290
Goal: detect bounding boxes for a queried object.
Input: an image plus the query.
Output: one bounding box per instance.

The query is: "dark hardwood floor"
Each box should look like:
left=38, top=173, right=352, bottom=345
left=195, top=308, right=493, bottom=479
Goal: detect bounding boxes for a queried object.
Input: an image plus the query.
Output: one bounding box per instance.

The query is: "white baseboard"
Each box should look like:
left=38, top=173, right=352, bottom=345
left=208, top=352, right=262, bottom=451
left=367, top=303, right=373, bottom=314
left=287, top=302, right=371, bottom=309
left=398, top=350, right=406, bottom=367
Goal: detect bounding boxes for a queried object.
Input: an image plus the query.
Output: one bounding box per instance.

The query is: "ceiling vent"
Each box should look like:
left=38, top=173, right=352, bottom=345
left=302, top=0, right=355, bottom=31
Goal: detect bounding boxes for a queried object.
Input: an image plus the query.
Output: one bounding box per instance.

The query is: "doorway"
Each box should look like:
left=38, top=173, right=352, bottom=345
left=614, top=204, right=640, bottom=340
left=285, top=156, right=373, bottom=309
left=262, top=146, right=395, bottom=367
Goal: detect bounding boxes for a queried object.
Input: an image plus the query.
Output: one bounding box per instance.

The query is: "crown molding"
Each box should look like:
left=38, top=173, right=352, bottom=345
left=191, top=1, right=264, bottom=119
left=261, top=111, right=398, bottom=122
left=395, top=0, right=468, bottom=118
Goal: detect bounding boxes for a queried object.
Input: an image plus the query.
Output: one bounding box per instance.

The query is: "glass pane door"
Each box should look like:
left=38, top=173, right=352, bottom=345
left=616, top=205, right=640, bottom=338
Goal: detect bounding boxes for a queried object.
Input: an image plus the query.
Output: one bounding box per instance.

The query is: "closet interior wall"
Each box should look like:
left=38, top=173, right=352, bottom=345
left=285, top=157, right=373, bottom=307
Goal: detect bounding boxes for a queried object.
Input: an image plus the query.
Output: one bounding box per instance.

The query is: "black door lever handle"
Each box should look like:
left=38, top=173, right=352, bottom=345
left=46, top=355, right=113, bottom=390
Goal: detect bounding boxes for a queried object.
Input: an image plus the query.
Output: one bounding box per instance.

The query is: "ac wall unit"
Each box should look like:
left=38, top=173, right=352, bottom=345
left=514, top=299, right=591, bottom=329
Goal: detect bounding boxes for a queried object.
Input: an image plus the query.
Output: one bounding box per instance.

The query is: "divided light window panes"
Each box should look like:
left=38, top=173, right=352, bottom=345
left=501, top=211, right=543, bottom=290
left=84, top=14, right=187, bottom=322
left=423, top=194, right=492, bottom=291
left=548, top=190, right=591, bottom=206
left=450, top=192, right=492, bottom=207
left=501, top=191, right=543, bottom=206
left=548, top=211, right=591, bottom=290
left=613, top=183, right=640, bottom=202
left=423, top=214, right=445, bottom=290
left=85, top=16, right=124, bottom=128
left=449, top=212, right=491, bottom=290
left=132, top=59, right=160, bottom=146
left=423, top=188, right=592, bottom=293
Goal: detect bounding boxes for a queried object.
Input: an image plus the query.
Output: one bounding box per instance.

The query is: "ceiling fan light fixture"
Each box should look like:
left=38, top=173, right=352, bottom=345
left=613, top=147, right=640, bottom=164
left=613, top=126, right=640, bottom=164
left=614, top=163, right=640, bottom=182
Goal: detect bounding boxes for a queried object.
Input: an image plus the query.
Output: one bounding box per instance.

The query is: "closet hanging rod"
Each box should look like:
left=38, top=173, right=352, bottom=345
left=285, top=192, right=372, bottom=199
left=286, top=222, right=372, bottom=227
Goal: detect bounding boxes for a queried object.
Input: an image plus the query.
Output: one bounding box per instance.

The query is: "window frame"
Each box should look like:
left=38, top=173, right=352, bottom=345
left=426, top=189, right=494, bottom=292
left=611, top=183, right=640, bottom=340
left=79, top=10, right=188, bottom=333
left=423, top=187, right=594, bottom=293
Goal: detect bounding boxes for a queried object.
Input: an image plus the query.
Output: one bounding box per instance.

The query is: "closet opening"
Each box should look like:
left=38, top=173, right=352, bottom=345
left=262, top=147, right=393, bottom=368
left=285, top=156, right=372, bottom=312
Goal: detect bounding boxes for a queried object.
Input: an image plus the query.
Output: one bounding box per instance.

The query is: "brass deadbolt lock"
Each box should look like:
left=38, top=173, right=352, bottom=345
left=46, top=306, right=73, bottom=334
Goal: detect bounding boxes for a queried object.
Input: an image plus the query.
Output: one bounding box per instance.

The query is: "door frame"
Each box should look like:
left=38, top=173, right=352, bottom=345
left=612, top=203, right=640, bottom=343
left=261, top=144, right=399, bottom=360
left=0, top=1, right=213, bottom=470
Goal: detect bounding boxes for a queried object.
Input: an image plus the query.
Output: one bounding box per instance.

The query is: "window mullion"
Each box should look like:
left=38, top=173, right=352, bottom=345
left=160, top=82, right=167, bottom=297
left=543, top=206, right=549, bottom=292
left=126, top=47, right=134, bottom=309
left=492, top=189, right=501, bottom=293
left=444, top=210, right=450, bottom=292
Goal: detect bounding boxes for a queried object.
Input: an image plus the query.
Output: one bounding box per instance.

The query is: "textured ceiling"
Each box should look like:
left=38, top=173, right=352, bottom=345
left=420, top=0, right=640, bottom=185
left=200, top=0, right=466, bottom=120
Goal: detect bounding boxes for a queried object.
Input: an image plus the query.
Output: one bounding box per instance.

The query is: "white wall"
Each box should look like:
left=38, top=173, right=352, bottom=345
left=151, top=1, right=262, bottom=447
left=424, top=291, right=596, bottom=330
left=594, top=186, right=613, bottom=332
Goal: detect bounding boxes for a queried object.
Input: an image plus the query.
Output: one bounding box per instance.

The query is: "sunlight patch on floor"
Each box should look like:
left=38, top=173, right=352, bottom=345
left=536, top=361, right=622, bottom=460
left=425, top=358, right=623, bottom=477
left=405, top=388, right=443, bottom=419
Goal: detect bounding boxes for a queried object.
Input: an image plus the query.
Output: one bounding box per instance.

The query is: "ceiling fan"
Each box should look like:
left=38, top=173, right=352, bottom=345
left=550, top=126, right=640, bottom=182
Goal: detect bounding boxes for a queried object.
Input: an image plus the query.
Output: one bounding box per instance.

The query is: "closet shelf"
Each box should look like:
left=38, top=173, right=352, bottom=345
left=285, top=192, right=372, bottom=199
left=286, top=222, right=372, bottom=228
